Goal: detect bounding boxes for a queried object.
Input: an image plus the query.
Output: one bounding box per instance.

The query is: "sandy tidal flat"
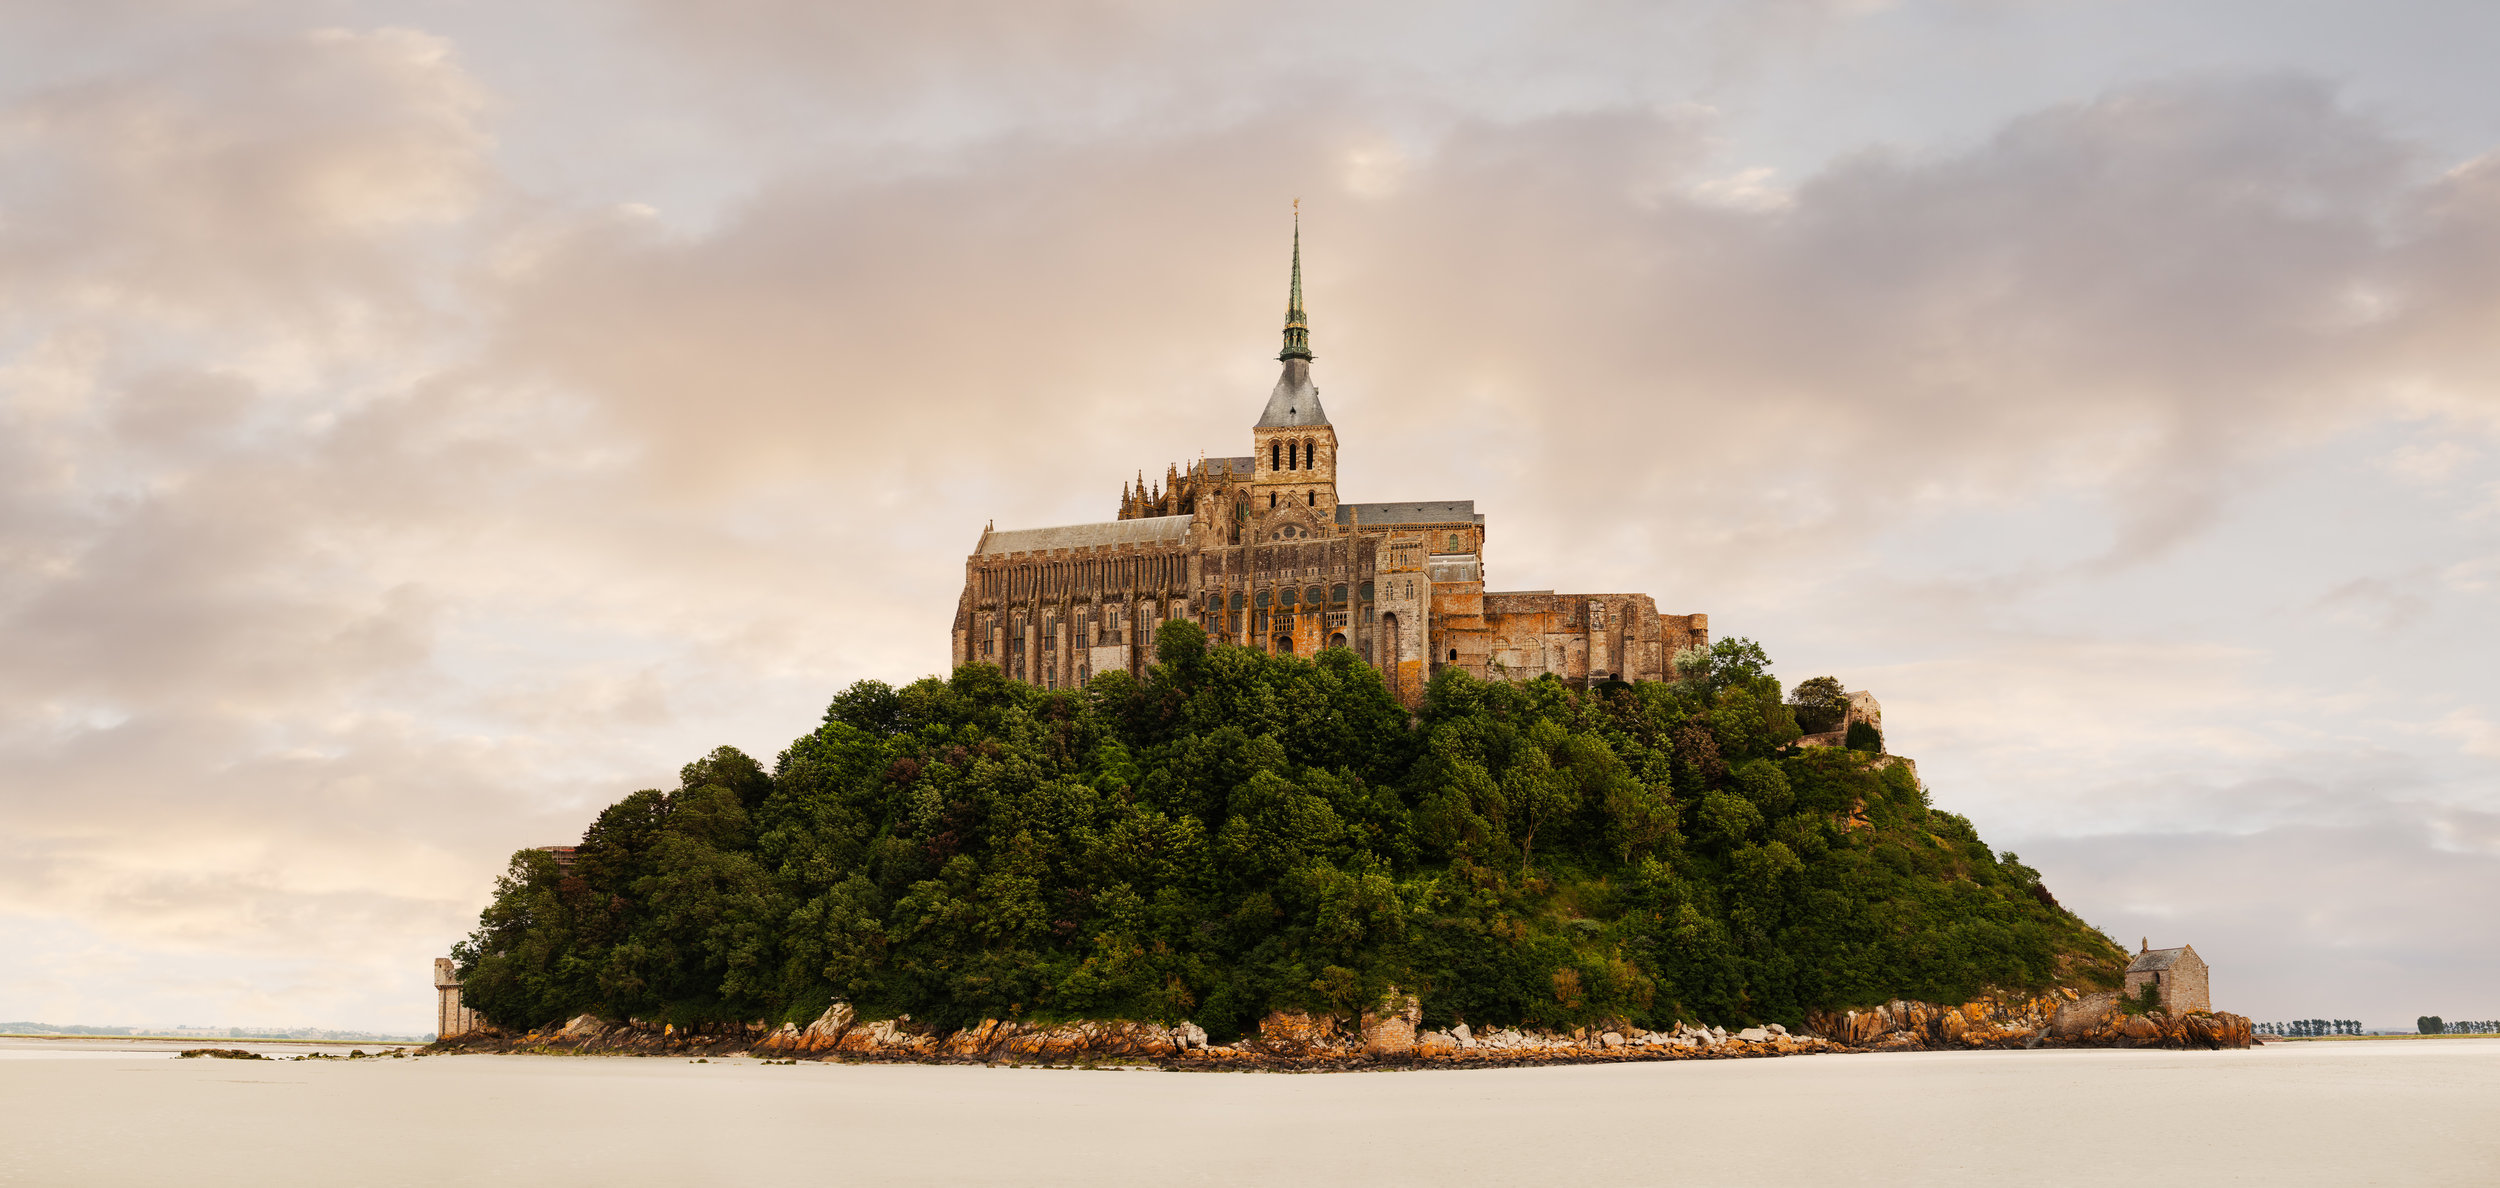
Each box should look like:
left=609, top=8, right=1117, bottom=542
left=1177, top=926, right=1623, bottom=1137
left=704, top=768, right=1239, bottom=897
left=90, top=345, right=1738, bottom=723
left=2, top=1038, right=2494, bottom=1186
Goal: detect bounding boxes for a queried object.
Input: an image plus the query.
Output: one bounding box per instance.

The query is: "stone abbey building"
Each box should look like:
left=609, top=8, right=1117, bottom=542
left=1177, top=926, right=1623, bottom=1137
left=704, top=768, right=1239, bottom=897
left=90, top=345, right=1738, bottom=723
left=952, top=223, right=1708, bottom=706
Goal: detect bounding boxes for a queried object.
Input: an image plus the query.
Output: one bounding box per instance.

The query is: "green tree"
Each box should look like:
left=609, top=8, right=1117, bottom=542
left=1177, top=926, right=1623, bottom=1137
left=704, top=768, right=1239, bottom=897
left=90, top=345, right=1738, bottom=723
left=453, top=632, right=2125, bottom=1037
left=1845, top=720, right=1883, bottom=753
left=1789, top=676, right=1848, bottom=735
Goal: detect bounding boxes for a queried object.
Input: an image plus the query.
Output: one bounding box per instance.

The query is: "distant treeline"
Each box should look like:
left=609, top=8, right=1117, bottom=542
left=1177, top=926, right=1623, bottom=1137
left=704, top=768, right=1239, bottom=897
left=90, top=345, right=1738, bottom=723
left=2418, top=1016, right=2497, bottom=1035
left=2259, top=1019, right=2362, bottom=1037
left=456, top=627, right=2122, bottom=1039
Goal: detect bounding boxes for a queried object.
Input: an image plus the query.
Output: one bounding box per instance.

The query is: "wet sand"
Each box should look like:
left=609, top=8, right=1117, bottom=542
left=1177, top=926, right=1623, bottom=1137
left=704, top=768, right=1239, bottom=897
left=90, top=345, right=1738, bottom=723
left=2, top=1039, right=2493, bottom=1185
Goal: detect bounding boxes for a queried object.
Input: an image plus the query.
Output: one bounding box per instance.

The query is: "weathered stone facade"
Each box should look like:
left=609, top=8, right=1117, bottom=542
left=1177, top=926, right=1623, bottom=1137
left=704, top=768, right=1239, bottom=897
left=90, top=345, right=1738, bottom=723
left=953, top=224, right=1706, bottom=706
left=433, top=957, right=482, bottom=1039
left=2124, top=941, right=2212, bottom=1015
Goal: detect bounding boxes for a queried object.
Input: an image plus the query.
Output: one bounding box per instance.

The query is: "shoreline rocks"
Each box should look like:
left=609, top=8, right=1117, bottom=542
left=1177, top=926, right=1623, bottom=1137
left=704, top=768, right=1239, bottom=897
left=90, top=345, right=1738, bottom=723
left=429, top=987, right=2249, bottom=1068
left=1805, top=989, right=2252, bottom=1052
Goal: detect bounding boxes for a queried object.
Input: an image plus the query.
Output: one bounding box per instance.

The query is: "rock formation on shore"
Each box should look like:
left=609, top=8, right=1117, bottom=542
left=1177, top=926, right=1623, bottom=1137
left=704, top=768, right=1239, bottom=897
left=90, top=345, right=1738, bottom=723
left=429, top=986, right=2249, bottom=1068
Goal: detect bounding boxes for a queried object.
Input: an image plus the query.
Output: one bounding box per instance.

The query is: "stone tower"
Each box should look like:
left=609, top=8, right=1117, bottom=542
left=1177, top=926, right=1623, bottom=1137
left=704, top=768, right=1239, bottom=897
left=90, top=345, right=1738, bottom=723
left=1250, top=212, right=1337, bottom=534
left=433, top=957, right=482, bottom=1039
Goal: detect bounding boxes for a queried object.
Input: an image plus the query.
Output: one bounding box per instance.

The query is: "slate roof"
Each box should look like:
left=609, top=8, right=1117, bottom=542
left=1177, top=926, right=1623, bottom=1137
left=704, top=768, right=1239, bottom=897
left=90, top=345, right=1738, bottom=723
left=1255, top=359, right=1330, bottom=428
left=979, top=515, right=1191, bottom=555
left=2126, top=946, right=2196, bottom=973
left=1334, top=500, right=1482, bottom=526
left=1205, top=456, right=1255, bottom=476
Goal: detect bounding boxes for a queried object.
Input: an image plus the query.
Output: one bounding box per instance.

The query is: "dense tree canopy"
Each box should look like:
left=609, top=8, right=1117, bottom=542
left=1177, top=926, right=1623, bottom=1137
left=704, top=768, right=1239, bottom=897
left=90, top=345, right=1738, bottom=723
left=455, top=628, right=2123, bottom=1038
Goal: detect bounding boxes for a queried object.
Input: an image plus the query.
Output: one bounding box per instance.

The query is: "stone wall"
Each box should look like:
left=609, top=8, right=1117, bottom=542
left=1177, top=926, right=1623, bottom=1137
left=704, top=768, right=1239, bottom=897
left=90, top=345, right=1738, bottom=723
left=432, top=957, right=482, bottom=1039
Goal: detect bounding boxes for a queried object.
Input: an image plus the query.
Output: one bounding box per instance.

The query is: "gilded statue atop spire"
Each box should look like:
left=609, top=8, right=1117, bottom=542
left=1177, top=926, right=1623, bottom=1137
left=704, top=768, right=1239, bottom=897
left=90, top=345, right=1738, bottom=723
left=1279, top=204, right=1312, bottom=362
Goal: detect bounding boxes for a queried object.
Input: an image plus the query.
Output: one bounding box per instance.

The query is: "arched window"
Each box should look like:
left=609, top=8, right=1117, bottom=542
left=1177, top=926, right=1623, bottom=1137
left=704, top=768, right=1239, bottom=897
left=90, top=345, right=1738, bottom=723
left=1269, top=493, right=1277, bottom=509
left=1329, top=632, right=1347, bottom=648
left=1448, top=649, right=1459, bottom=663
left=1279, top=588, right=1297, bottom=607
left=1255, top=589, right=1272, bottom=609
left=1306, top=491, right=1315, bottom=506
left=1305, top=585, right=1323, bottom=607
left=1304, top=439, right=1317, bottom=468
left=1288, top=442, right=1299, bottom=470
left=1230, top=590, right=1245, bottom=610
left=1358, top=581, right=1374, bottom=601
left=1330, top=584, right=1347, bottom=604
left=1270, top=441, right=1281, bottom=471
left=1275, top=635, right=1295, bottom=654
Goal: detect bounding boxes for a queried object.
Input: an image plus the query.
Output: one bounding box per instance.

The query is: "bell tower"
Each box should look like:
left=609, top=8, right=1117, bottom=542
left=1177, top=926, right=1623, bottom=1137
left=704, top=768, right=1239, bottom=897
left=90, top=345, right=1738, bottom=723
left=1252, top=207, right=1337, bottom=529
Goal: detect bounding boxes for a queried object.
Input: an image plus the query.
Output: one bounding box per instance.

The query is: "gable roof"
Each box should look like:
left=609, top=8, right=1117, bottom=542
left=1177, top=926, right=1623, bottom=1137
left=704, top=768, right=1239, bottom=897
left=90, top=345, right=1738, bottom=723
left=2126, top=945, right=2199, bottom=973
left=979, top=515, right=1191, bottom=555
left=1335, top=500, right=1481, bottom=526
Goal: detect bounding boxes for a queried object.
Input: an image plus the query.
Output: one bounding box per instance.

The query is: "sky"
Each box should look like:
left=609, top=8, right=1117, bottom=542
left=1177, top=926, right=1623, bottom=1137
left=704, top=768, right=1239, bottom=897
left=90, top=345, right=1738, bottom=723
left=4, top=0, right=2498, bottom=1034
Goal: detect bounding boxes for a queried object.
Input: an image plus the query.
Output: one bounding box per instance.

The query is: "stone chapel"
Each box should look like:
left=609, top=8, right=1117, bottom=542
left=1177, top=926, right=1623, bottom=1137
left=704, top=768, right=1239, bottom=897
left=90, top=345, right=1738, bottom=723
left=951, top=219, right=1709, bottom=706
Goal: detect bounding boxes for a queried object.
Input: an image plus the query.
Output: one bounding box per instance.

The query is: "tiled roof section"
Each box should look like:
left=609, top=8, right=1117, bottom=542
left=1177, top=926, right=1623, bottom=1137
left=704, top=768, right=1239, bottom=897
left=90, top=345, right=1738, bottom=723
left=980, top=515, right=1191, bottom=555
left=1206, top=456, right=1255, bottom=476
left=2126, top=947, right=2191, bottom=973
left=1334, top=500, right=1480, bottom=526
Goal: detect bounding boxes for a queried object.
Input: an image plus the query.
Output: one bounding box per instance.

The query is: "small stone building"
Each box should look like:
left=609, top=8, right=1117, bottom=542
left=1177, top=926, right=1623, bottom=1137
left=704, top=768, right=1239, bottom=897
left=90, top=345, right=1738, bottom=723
left=2124, top=940, right=2211, bottom=1014
left=434, top=957, right=482, bottom=1039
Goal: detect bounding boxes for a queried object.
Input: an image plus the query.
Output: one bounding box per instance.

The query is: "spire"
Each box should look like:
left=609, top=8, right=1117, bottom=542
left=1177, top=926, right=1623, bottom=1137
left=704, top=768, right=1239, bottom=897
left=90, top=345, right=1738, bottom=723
left=1279, top=203, right=1311, bottom=362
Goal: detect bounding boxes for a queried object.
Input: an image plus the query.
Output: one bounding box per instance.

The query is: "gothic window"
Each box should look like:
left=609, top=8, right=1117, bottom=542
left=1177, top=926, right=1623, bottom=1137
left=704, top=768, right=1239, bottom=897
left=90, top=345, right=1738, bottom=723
left=1306, top=491, right=1314, bottom=506
left=1271, top=442, right=1281, bottom=471
left=1329, top=632, right=1347, bottom=648
left=1448, top=533, right=1462, bottom=551
left=1230, top=591, right=1245, bottom=610
left=1275, top=635, right=1294, bottom=654
left=1288, top=442, right=1299, bottom=470
left=1269, top=493, right=1278, bottom=509
left=1305, top=585, right=1323, bottom=607
left=1255, top=589, right=1271, bottom=608
left=1359, top=581, right=1374, bottom=601
left=1279, top=588, right=1297, bottom=607
left=1331, top=584, right=1346, bottom=604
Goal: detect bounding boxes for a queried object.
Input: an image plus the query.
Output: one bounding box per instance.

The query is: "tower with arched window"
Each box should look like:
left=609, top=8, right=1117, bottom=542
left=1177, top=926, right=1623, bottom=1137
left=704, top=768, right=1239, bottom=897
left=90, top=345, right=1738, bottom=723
left=1250, top=213, right=1338, bottom=527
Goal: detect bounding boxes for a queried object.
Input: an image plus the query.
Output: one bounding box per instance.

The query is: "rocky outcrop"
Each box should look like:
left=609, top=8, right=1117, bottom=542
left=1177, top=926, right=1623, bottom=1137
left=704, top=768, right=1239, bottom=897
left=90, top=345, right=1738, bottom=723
left=1360, top=991, right=1422, bottom=1056
left=1405, top=1019, right=1827, bottom=1064
left=1807, top=989, right=2251, bottom=1051
left=431, top=986, right=2247, bottom=1067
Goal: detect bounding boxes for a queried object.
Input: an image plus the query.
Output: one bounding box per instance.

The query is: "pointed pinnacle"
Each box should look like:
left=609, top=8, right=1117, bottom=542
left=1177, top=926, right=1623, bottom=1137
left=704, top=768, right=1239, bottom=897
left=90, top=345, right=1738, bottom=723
left=1279, top=206, right=1312, bottom=362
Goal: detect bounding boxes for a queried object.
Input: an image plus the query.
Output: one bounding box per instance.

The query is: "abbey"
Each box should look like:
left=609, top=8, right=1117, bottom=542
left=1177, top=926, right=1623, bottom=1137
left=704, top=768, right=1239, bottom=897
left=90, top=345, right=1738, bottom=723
left=952, top=223, right=1708, bottom=706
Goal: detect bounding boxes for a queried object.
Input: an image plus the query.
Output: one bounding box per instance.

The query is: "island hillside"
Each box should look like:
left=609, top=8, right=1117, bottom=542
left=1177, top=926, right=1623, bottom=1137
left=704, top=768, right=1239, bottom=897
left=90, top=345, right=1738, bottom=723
left=454, top=624, right=2127, bottom=1041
